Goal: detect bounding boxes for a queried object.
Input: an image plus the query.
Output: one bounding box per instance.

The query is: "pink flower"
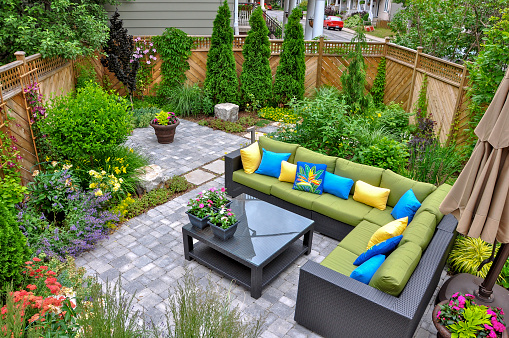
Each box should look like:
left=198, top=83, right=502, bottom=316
left=436, top=310, right=441, bottom=319
left=196, top=198, right=200, bottom=201
left=465, top=293, right=474, bottom=299
left=452, top=292, right=459, bottom=298
left=488, top=330, right=497, bottom=338
left=227, top=212, right=232, bottom=216
left=146, top=60, right=151, bottom=65
left=485, top=324, right=493, bottom=330
left=221, top=187, right=226, bottom=192
left=457, top=295, right=466, bottom=308
left=199, top=204, right=204, bottom=208
left=487, top=309, right=497, bottom=316
left=452, top=306, right=460, bottom=311
left=144, top=49, right=149, bottom=54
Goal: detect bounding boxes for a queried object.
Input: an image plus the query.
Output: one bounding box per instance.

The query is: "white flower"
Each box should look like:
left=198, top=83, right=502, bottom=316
left=32, top=170, right=39, bottom=177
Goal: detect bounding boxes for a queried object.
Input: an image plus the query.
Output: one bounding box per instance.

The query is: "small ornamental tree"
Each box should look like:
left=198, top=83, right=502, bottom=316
left=0, top=200, right=30, bottom=285
left=101, top=9, right=139, bottom=102
left=273, top=8, right=305, bottom=105
left=340, top=27, right=371, bottom=113
left=204, top=0, right=239, bottom=104
left=240, top=7, right=272, bottom=108
left=371, top=57, right=386, bottom=107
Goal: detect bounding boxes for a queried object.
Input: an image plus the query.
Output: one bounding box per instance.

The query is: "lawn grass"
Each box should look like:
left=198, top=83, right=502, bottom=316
left=368, top=27, right=395, bottom=39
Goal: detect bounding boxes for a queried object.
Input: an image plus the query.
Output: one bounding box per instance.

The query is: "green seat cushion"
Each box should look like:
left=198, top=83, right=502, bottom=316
left=312, top=193, right=373, bottom=226
left=294, top=147, right=337, bottom=173
left=335, top=158, right=384, bottom=194
left=321, top=246, right=358, bottom=276
left=338, top=220, right=381, bottom=256
left=400, top=210, right=437, bottom=250
left=232, top=170, right=279, bottom=195
left=369, top=241, right=422, bottom=296
left=414, top=184, right=452, bottom=222
left=380, top=170, right=436, bottom=207
left=258, top=136, right=300, bottom=163
left=362, top=206, right=395, bottom=226
left=271, top=181, right=322, bottom=209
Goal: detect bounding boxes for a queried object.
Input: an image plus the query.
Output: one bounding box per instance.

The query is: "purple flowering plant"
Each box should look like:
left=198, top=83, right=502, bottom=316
left=132, top=37, right=157, bottom=97
left=436, top=292, right=506, bottom=338
left=208, top=207, right=237, bottom=229
left=187, top=192, right=213, bottom=219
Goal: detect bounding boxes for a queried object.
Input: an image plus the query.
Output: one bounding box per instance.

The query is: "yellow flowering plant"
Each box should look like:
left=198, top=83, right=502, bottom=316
left=88, top=170, right=124, bottom=199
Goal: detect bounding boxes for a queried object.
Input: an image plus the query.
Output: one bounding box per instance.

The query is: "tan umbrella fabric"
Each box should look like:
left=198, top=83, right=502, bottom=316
left=439, top=68, right=509, bottom=244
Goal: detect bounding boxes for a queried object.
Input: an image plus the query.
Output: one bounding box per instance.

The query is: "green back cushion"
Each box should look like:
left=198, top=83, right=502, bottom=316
left=369, top=241, right=422, bottom=296
left=258, top=136, right=300, bottom=163
left=335, top=158, right=384, bottom=194
left=321, top=246, right=358, bottom=276
left=294, top=147, right=337, bottom=173
left=380, top=170, right=436, bottom=207
left=362, top=207, right=395, bottom=226
left=338, top=220, right=381, bottom=256
left=414, top=184, right=452, bottom=222
left=400, top=210, right=437, bottom=250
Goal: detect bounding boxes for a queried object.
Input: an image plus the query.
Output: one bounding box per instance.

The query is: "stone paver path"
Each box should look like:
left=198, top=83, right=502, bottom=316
left=77, top=119, right=444, bottom=337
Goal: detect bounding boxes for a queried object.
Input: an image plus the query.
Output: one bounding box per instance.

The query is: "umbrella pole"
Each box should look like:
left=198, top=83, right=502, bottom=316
left=476, top=243, right=509, bottom=301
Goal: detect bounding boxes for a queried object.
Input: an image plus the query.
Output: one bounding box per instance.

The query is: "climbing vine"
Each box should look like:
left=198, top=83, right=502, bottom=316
left=370, top=57, right=386, bottom=107
left=415, top=74, right=428, bottom=119
left=153, top=27, right=193, bottom=99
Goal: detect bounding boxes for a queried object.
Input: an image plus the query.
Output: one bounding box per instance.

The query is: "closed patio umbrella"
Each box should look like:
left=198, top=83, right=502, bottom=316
left=438, top=67, right=509, bottom=310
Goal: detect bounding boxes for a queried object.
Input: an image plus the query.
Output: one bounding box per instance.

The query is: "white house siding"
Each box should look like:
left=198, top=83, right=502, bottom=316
left=377, top=0, right=402, bottom=21
left=105, top=0, right=234, bottom=36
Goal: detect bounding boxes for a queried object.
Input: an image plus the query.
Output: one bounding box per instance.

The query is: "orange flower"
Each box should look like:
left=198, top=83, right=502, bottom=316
left=26, top=284, right=37, bottom=291
left=33, top=257, right=42, bottom=262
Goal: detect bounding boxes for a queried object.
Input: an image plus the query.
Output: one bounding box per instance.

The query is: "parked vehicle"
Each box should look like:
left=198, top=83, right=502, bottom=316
left=323, top=16, right=344, bottom=30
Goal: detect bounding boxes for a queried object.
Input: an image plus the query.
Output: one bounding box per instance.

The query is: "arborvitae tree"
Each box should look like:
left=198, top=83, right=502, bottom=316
left=204, top=0, right=239, bottom=104
left=371, top=57, right=386, bottom=107
left=0, top=200, right=30, bottom=286
left=240, top=7, right=272, bottom=107
left=273, top=8, right=305, bottom=105
left=101, top=9, right=140, bottom=101
left=341, top=27, right=371, bottom=113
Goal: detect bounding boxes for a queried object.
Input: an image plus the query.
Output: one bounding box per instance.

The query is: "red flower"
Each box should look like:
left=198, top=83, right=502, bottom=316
left=26, top=284, right=37, bottom=291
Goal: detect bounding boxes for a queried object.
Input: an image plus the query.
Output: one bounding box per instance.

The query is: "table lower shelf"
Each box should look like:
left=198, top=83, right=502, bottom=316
left=189, top=239, right=307, bottom=292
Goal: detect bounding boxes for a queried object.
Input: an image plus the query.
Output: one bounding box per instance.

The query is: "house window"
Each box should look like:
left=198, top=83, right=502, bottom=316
left=384, top=0, right=389, bottom=12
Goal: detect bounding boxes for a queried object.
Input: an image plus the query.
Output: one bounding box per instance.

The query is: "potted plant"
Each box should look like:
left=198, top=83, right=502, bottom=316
left=150, top=110, right=180, bottom=144
left=207, top=207, right=239, bottom=240
left=186, top=193, right=214, bottom=229
left=205, top=187, right=231, bottom=210
left=433, top=292, right=507, bottom=338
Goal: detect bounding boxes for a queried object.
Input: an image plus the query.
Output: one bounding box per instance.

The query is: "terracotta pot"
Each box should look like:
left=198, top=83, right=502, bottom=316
left=150, top=119, right=180, bottom=144
left=432, top=301, right=451, bottom=338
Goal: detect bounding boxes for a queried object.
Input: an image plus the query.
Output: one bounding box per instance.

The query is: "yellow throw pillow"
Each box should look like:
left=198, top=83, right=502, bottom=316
left=367, top=217, right=408, bottom=249
left=353, top=180, right=390, bottom=210
left=240, top=142, right=262, bottom=174
left=279, top=161, right=297, bottom=183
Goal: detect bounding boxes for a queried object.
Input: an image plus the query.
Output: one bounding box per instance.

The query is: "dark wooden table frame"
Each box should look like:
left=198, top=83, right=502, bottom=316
left=183, top=224, right=314, bottom=299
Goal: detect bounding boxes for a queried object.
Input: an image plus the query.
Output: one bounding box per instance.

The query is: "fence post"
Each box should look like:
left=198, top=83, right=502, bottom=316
left=446, top=65, right=469, bottom=146
left=383, top=37, right=390, bottom=56
left=316, top=36, right=324, bottom=89
left=406, top=46, right=422, bottom=112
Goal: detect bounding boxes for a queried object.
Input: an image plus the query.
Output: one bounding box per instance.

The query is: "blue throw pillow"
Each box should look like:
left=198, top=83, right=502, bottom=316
left=350, top=254, right=385, bottom=284
left=391, top=189, right=422, bottom=223
left=323, top=172, right=354, bottom=200
left=293, top=161, right=327, bottom=195
left=255, top=148, right=291, bottom=178
left=354, top=235, right=403, bottom=266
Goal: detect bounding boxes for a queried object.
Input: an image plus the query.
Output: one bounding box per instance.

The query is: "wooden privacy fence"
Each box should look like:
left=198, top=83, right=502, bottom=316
left=94, top=35, right=468, bottom=145
left=0, top=52, right=75, bottom=183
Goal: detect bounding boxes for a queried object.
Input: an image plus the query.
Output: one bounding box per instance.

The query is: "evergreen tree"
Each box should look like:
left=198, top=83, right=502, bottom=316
left=371, top=57, right=386, bottom=107
left=341, top=27, right=371, bottom=113
left=273, top=8, right=305, bottom=105
left=0, top=200, right=30, bottom=286
left=204, top=0, right=239, bottom=104
left=240, top=7, right=272, bottom=107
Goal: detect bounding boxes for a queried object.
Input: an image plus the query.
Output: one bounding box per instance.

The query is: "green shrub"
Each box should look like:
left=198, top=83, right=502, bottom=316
left=41, top=82, right=132, bottom=161
left=204, top=0, right=239, bottom=104
left=374, top=103, right=410, bottom=139
left=298, top=0, right=308, bottom=10
left=344, top=15, right=363, bottom=28
left=75, top=58, right=98, bottom=90
left=357, top=136, right=409, bottom=174
left=415, top=74, right=428, bottom=118
left=371, top=57, right=386, bottom=107
left=169, top=84, right=214, bottom=116
left=273, top=7, right=305, bottom=105
left=0, top=200, right=31, bottom=286
left=153, top=27, right=193, bottom=98
left=240, top=7, right=273, bottom=107
left=202, top=119, right=246, bottom=133
left=407, top=141, right=463, bottom=186
left=238, top=115, right=257, bottom=126
left=132, top=107, right=159, bottom=128
left=448, top=236, right=506, bottom=285
left=166, top=175, right=189, bottom=192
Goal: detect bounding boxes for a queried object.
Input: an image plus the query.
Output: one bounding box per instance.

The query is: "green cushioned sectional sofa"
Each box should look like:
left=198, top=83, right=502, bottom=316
left=225, top=136, right=458, bottom=338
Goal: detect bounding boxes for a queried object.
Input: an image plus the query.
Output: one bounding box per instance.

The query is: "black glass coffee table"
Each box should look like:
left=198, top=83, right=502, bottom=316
left=182, top=194, right=314, bottom=298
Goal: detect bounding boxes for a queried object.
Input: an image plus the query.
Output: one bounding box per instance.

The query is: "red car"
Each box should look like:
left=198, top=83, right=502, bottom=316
left=323, top=16, right=344, bottom=31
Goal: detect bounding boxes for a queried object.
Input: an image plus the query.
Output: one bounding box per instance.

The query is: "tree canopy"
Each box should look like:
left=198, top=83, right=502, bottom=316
left=0, top=0, right=117, bottom=64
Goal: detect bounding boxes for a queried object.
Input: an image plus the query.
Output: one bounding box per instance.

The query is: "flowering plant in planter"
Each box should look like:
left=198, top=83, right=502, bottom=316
left=436, top=292, right=506, bottom=338
left=152, top=110, right=178, bottom=125
left=187, top=193, right=214, bottom=219
left=208, top=207, right=238, bottom=229
left=205, top=187, right=230, bottom=208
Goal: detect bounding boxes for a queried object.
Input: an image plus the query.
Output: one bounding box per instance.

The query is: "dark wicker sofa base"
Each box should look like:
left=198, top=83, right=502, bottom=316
left=225, top=149, right=458, bottom=337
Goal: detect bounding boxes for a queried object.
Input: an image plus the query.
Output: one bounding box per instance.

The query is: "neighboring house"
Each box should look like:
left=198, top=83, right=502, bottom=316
left=105, top=0, right=234, bottom=36
left=334, top=0, right=402, bottom=22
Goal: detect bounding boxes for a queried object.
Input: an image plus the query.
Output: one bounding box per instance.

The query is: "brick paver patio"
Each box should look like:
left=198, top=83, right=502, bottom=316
left=76, top=120, right=446, bottom=337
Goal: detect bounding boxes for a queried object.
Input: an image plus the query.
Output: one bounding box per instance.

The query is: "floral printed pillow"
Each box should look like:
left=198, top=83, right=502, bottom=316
left=292, top=161, right=327, bottom=195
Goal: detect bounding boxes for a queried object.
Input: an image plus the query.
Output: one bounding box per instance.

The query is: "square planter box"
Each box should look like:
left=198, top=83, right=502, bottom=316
left=208, top=221, right=239, bottom=241
left=186, top=211, right=210, bottom=229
